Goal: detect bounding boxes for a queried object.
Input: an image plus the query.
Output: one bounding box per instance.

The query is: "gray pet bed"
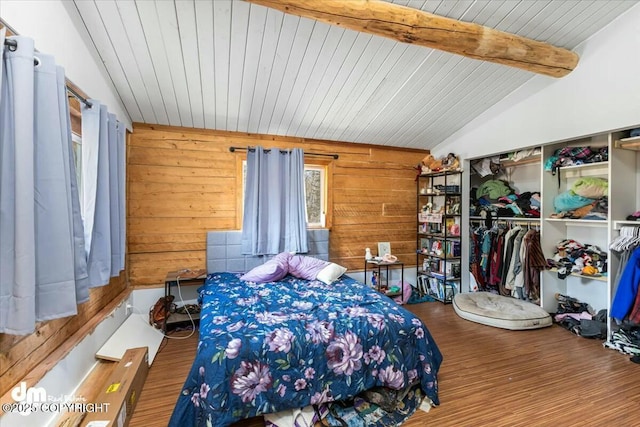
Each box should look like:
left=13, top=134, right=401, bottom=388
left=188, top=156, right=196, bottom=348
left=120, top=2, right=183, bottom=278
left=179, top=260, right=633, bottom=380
left=453, top=292, right=552, bottom=330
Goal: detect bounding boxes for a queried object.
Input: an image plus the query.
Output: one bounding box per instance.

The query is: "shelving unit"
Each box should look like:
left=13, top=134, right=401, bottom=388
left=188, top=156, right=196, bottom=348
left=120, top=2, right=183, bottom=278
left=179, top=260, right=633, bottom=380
left=416, top=170, right=462, bottom=303
left=541, top=138, right=611, bottom=316
left=539, top=130, right=639, bottom=340
left=464, top=127, right=640, bottom=341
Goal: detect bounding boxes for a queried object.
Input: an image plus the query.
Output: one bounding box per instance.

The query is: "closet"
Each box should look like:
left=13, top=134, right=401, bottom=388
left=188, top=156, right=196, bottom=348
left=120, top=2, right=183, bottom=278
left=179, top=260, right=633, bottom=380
left=464, top=127, right=640, bottom=341
left=468, top=148, right=543, bottom=297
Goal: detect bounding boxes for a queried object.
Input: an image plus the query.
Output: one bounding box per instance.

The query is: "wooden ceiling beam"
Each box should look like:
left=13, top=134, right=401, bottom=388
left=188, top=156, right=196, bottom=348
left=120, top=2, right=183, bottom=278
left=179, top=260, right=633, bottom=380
left=245, top=0, right=579, bottom=78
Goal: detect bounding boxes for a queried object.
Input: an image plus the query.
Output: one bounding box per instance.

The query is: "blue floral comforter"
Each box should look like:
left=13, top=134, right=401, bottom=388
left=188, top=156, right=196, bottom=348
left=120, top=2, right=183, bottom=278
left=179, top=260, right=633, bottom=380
left=169, top=273, right=442, bottom=427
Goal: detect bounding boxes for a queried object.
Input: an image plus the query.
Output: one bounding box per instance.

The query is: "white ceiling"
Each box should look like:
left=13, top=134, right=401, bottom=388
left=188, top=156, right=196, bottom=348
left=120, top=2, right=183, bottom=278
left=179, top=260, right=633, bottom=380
left=70, top=0, right=637, bottom=150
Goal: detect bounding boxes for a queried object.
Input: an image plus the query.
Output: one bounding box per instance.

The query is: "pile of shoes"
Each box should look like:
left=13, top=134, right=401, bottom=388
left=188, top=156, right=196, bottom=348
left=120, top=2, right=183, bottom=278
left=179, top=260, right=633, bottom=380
left=604, top=324, right=640, bottom=361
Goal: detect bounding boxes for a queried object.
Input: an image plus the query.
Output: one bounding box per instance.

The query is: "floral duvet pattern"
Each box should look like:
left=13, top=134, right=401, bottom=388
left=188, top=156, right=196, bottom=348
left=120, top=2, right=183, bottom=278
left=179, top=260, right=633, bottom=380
left=169, top=273, right=442, bottom=427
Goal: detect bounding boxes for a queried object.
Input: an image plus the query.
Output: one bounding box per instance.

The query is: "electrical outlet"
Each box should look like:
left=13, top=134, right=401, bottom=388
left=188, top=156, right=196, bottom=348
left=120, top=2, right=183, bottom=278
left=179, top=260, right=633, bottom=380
left=126, top=302, right=133, bottom=316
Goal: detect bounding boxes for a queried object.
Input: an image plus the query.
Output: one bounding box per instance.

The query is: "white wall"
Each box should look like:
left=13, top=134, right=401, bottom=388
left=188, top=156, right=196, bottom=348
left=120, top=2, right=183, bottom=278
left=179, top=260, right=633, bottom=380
left=433, top=3, right=640, bottom=159
left=1, top=0, right=132, bottom=130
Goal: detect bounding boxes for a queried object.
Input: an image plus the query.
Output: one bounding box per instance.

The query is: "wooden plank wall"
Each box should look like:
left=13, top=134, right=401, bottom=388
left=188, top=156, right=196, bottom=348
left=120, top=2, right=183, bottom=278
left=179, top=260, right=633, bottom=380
left=129, top=123, right=428, bottom=287
left=0, top=275, right=126, bottom=397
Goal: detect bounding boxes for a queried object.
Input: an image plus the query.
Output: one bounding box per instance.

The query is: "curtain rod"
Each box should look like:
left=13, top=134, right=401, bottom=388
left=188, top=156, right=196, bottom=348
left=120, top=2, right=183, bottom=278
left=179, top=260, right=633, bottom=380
left=67, top=86, right=93, bottom=108
left=3, top=37, right=93, bottom=108
left=229, top=146, right=339, bottom=159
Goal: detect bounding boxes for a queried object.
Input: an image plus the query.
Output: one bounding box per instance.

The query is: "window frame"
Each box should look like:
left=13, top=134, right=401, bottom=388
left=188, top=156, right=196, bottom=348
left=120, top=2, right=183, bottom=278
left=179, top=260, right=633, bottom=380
left=303, top=163, right=327, bottom=228
left=71, top=131, right=83, bottom=203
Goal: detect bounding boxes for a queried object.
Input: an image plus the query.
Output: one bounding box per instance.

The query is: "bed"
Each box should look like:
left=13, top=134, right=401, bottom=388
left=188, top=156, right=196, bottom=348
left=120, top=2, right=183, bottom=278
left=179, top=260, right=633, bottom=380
left=453, top=292, right=552, bottom=330
left=168, top=230, right=442, bottom=427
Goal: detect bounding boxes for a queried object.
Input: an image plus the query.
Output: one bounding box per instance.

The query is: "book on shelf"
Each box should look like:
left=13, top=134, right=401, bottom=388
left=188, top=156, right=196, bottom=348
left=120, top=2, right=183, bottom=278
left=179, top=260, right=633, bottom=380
left=441, top=240, right=461, bottom=257
left=442, top=260, right=461, bottom=278
left=426, top=277, right=457, bottom=301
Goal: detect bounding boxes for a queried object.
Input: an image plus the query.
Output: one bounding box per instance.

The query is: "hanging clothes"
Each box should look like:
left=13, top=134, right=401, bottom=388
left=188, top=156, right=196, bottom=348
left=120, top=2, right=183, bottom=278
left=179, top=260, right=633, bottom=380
left=498, top=225, right=523, bottom=296
left=469, top=222, right=544, bottom=302
left=611, top=245, right=640, bottom=323
left=488, top=227, right=506, bottom=287
left=520, top=229, right=546, bottom=302
left=504, top=228, right=527, bottom=292
left=469, top=226, right=486, bottom=288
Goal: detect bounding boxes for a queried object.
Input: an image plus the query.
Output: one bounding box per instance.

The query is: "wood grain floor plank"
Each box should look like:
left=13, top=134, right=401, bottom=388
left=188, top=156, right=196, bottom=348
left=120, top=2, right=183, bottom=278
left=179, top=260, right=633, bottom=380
left=130, top=302, right=640, bottom=427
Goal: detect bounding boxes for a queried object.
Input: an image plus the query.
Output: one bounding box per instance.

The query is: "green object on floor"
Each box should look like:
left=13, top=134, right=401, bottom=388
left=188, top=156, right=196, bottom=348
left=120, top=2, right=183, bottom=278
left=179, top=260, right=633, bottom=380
left=407, top=292, right=435, bottom=304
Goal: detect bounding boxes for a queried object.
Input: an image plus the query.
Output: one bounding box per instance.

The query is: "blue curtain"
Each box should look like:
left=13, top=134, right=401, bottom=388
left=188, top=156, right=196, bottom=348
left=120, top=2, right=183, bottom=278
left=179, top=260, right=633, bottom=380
left=0, top=31, right=126, bottom=334
left=82, top=102, right=126, bottom=286
left=116, top=119, right=126, bottom=273
left=0, top=33, right=86, bottom=334
left=57, top=66, right=90, bottom=305
left=241, top=147, right=308, bottom=255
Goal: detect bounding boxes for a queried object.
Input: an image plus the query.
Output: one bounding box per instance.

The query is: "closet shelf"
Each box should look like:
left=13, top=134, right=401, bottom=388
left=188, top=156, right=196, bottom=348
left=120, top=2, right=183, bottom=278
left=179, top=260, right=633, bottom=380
left=499, top=156, right=541, bottom=168
left=544, top=218, right=608, bottom=227
left=556, top=161, right=608, bottom=172
left=614, top=135, right=640, bottom=151
left=469, top=216, right=540, bottom=222
left=547, top=268, right=608, bottom=283
left=613, top=220, right=640, bottom=230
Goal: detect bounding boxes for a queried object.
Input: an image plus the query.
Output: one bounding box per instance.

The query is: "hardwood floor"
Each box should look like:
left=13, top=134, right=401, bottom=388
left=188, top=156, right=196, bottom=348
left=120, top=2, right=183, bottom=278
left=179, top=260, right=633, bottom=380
left=130, top=302, right=640, bottom=427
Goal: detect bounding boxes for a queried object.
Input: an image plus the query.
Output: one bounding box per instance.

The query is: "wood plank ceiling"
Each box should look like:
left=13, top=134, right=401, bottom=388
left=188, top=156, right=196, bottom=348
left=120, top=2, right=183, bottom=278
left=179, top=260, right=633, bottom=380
left=71, top=0, right=636, bottom=150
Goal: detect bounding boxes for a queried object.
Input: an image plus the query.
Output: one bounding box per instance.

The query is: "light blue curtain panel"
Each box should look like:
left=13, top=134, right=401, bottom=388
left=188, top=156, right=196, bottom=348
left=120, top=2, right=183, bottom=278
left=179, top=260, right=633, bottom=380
left=0, top=32, right=37, bottom=334
left=241, top=147, right=308, bottom=255
left=108, top=112, right=120, bottom=276
left=33, top=53, right=78, bottom=321
left=80, top=104, right=126, bottom=284
left=285, top=149, right=309, bottom=252
left=82, top=103, right=112, bottom=288
left=57, top=66, right=89, bottom=304
left=81, top=101, right=127, bottom=287
left=0, top=33, right=87, bottom=334
left=117, top=121, right=126, bottom=271
left=0, top=31, right=126, bottom=334
left=81, top=100, right=99, bottom=254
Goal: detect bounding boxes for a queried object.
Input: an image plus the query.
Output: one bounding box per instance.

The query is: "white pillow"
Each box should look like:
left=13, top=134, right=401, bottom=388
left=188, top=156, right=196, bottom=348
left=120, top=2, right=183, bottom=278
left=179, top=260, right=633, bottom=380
left=316, top=263, right=347, bottom=285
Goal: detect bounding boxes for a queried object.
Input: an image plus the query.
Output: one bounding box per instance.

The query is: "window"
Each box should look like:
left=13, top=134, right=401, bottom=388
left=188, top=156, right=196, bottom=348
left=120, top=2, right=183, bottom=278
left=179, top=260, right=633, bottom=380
left=241, top=161, right=328, bottom=228
left=71, top=132, right=82, bottom=201
left=304, top=165, right=326, bottom=227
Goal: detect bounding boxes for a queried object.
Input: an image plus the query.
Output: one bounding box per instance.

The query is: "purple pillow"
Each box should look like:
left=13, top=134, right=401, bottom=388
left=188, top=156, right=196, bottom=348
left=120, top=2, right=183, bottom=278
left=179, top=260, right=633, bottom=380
left=240, top=252, right=291, bottom=283
left=288, top=255, right=330, bottom=280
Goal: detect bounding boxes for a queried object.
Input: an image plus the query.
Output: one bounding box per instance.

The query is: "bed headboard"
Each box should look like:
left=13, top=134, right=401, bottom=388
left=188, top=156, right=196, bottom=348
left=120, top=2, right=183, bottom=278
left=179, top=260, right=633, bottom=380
left=206, top=229, right=329, bottom=273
